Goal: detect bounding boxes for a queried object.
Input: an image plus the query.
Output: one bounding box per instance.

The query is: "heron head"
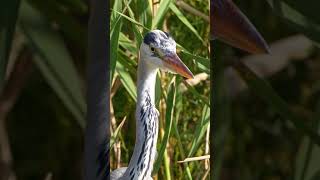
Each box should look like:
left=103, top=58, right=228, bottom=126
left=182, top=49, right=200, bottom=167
left=140, top=30, right=194, bottom=79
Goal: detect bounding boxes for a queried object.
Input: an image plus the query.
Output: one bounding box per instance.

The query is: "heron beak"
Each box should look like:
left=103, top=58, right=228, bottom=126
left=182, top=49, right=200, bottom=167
left=163, top=53, right=194, bottom=79
left=211, top=0, right=270, bottom=54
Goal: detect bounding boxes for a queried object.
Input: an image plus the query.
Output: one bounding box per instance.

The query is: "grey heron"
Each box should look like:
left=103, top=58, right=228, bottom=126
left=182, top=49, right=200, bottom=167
left=85, top=0, right=270, bottom=179
left=110, top=30, right=193, bottom=180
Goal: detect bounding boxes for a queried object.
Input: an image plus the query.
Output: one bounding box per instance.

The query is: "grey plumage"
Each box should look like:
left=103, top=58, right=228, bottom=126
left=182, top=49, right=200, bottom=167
left=110, top=30, right=193, bottom=180
left=111, top=91, right=159, bottom=180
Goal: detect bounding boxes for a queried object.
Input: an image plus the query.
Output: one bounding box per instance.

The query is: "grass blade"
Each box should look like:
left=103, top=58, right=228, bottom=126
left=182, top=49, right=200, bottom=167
left=177, top=155, right=210, bottom=163
left=180, top=49, right=209, bottom=73
left=152, top=0, right=172, bottom=29
left=266, top=0, right=320, bottom=44
left=110, top=0, right=123, bottom=83
left=188, top=104, right=210, bottom=157
left=281, top=0, right=320, bottom=24
left=119, top=33, right=138, bottom=54
left=136, top=0, right=153, bottom=29
left=169, top=3, right=203, bottom=42
left=113, top=10, right=149, bottom=31
left=172, top=111, right=192, bottom=179
left=116, top=61, right=137, bottom=102
left=0, top=0, right=21, bottom=91
left=20, top=2, right=85, bottom=128
left=110, top=117, right=127, bottom=149
left=122, top=1, right=144, bottom=49
left=152, top=78, right=176, bottom=175
left=27, top=0, right=86, bottom=48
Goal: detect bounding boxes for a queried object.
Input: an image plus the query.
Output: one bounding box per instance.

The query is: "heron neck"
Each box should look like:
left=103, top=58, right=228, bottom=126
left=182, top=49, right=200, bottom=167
left=136, top=59, right=157, bottom=106
left=124, top=59, right=159, bottom=179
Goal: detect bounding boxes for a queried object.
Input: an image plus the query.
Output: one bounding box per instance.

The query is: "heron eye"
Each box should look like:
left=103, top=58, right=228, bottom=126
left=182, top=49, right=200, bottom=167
left=150, top=47, right=155, bottom=52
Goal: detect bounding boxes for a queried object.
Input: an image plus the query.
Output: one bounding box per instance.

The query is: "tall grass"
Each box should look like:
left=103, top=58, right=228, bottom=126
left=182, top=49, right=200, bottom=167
left=110, top=0, right=210, bottom=179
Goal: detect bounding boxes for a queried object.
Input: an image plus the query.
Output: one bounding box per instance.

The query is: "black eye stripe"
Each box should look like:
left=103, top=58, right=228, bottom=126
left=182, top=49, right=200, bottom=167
left=150, top=47, right=160, bottom=58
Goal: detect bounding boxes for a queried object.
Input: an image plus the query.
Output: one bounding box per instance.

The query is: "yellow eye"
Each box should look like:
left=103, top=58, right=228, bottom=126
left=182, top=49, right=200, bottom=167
left=150, top=47, right=155, bottom=52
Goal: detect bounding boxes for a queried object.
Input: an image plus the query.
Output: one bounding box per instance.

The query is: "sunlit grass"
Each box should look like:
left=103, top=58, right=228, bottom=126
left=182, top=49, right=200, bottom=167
left=110, top=0, right=210, bottom=179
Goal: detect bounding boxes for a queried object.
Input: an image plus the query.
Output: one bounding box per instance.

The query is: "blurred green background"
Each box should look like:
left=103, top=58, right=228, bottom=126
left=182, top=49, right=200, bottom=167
left=1, top=0, right=88, bottom=179
left=213, top=0, right=320, bottom=180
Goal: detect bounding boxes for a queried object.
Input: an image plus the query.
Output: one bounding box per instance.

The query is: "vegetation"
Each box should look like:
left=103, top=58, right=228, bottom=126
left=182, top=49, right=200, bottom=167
left=110, top=0, right=210, bottom=179
left=1, top=0, right=210, bottom=179
left=2, top=0, right=320, bottom=179
left=1, top=0, right=87, bottom=179
left=213, top=0, right=320, bottom=180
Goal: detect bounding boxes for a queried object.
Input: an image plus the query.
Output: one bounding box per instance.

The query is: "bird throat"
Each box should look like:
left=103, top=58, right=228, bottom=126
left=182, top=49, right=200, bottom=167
left=136, top=60, right=157, bottom=105
left=123, top=59, right=159, bottom=180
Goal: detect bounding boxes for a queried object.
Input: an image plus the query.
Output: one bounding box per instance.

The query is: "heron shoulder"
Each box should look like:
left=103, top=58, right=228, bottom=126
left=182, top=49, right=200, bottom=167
left=110, top=167, right=127, bottom=180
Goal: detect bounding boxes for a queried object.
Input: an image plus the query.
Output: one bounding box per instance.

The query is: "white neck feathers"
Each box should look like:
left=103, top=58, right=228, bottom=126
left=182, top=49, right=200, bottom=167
left=122, top=58, right=159, bottom=180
